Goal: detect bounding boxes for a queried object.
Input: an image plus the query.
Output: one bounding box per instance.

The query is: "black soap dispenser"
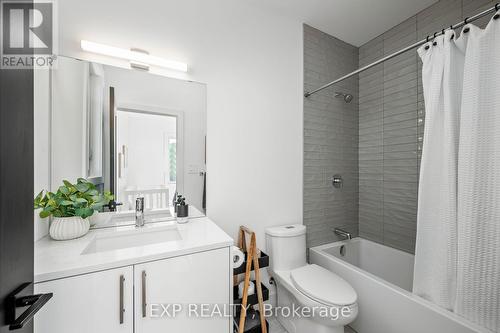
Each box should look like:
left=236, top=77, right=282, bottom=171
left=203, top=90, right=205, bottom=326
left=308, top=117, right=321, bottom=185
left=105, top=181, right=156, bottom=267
left=176, top=197, right=189, bottom=224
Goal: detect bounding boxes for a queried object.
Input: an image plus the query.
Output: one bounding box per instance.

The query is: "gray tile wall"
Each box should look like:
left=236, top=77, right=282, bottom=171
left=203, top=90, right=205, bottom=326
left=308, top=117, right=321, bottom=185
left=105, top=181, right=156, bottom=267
left=358, top=0, right=495, bottom=253
left=303, top=24, right=359, bottom=248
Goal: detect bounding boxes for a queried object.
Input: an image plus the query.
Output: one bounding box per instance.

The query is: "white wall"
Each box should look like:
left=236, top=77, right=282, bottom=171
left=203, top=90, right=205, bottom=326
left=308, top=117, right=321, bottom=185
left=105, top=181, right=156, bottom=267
left=34, top=70, right=50, bottom=240
left=51, top=57, right=88, bottom=191
left=56, top=0, right=304, bottom=248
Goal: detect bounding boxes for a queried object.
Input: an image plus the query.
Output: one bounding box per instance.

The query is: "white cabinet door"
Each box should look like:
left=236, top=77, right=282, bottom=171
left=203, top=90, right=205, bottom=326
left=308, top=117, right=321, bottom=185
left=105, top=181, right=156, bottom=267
left=34, top=266, right=133, bottom=333
left=135, top=247, right=231, bottom=333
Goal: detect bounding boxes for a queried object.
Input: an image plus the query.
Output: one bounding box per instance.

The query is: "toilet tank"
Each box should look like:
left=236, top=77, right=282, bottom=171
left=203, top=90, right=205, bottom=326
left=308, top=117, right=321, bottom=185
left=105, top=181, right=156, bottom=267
left=265, top=224, right=307, bottom=273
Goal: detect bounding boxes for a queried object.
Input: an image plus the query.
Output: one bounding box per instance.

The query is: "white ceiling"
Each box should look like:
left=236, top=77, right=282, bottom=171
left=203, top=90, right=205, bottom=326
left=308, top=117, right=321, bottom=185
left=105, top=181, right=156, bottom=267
left=248, top=0, right=438, bottom=46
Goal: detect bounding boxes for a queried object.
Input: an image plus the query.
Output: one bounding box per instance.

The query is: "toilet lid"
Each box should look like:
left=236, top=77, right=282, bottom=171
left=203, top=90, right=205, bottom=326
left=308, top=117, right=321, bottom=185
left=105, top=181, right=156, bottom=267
left=290, top=264, right=357, bottom=306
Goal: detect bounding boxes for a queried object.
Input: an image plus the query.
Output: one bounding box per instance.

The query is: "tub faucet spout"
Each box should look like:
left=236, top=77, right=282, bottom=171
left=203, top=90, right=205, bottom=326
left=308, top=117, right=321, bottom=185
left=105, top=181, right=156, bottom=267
left=334, top=228, right=352, bottom=240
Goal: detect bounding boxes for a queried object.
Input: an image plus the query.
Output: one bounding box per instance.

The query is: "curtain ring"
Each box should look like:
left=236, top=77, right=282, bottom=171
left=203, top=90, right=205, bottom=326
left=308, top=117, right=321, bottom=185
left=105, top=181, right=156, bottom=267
left=448, top=25, right=454, bottom=40
left=432, top=32, right=438, bottom=46
left=463, top=18, right=470, bottom=33
left=494, top=3, right=500, bottom=19
left=424, top=35, right=430, bottom=50
left=496, top=3, right=499, bottom=11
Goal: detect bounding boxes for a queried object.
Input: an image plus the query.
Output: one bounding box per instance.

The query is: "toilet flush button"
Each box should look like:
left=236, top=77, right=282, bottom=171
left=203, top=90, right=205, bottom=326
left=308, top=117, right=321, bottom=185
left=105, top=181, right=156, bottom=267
left=265, top=224, right=306, bottom=237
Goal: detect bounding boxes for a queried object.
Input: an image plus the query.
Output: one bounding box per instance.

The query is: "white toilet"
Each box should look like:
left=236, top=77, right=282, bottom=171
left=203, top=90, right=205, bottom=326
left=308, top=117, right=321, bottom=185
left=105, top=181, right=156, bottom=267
left=265, top=224, right=358, bottom=333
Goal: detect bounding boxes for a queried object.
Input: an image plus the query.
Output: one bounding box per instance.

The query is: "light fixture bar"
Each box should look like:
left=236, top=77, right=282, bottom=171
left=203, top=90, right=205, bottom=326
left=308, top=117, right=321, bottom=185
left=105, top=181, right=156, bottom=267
left=80, top=40, right=188, bottom=72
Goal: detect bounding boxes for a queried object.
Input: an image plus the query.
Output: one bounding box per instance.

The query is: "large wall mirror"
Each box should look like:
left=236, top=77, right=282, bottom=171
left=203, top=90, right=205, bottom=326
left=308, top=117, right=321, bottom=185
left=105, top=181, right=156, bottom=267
left=35, top=56, right=207, bottom=228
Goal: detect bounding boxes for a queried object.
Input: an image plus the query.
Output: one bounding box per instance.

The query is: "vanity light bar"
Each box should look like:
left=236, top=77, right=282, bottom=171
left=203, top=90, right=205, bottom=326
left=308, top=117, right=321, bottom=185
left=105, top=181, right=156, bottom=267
left=80, top=40, right=188, bottom=72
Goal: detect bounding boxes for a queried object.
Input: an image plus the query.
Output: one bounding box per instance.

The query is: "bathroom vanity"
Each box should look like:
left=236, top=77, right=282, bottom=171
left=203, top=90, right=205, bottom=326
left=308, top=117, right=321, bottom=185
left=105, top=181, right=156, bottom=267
left=31, top=51, right=219, bottom=333
left=33, top=217, right=233, bottom=333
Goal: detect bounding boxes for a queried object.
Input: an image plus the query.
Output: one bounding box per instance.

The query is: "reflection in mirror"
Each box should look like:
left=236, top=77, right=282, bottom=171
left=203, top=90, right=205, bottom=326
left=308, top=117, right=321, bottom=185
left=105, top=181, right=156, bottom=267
left=116, top=110, right=178, bottom=210
left=37, top=56, right=207, bottom=228
left=88, top=63, right=104, bottom=180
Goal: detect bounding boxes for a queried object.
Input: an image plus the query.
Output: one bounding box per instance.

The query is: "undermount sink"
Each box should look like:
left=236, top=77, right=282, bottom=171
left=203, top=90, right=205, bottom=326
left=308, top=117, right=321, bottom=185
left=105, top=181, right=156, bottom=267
left=82, top=226, right=182, bottom=254
left=90, top=210, right=174, bottom=228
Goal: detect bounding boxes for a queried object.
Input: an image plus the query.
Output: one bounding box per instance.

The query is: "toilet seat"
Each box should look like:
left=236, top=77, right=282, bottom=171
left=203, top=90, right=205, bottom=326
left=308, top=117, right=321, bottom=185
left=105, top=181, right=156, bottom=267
left=290, top=264, right=357, bottom=306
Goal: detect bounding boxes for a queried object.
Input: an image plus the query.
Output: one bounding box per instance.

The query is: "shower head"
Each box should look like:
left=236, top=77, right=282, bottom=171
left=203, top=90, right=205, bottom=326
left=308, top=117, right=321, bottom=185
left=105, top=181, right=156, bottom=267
left=334, top=92, right=354, bottom=103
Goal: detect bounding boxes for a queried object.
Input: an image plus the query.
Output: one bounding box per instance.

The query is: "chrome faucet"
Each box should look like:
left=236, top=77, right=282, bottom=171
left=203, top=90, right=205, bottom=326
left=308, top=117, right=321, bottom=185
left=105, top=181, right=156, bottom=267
left=135, top=197, right=145, bottom=227
left=334, top=228, right=352, bottom=240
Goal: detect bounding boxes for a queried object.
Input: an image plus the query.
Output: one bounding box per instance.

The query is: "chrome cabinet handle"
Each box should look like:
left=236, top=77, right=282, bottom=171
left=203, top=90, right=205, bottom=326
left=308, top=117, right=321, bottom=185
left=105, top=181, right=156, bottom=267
left=142, top=271, right=147, bottom=318
left=119, top=275, right=125, bottom=324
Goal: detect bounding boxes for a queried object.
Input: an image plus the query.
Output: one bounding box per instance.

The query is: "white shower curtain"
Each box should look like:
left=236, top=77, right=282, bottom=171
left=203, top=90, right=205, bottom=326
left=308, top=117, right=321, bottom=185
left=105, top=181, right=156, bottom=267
left=414, top=30, right=464, bottom=311
left=414, top=14, right=500, bottom=332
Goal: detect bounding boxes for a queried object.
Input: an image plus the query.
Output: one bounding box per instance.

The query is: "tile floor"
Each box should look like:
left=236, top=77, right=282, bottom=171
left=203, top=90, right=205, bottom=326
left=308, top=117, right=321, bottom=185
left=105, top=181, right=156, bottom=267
left=268, top=316, right=357, bottom=333
left=267, top=316, right=287, bottom=333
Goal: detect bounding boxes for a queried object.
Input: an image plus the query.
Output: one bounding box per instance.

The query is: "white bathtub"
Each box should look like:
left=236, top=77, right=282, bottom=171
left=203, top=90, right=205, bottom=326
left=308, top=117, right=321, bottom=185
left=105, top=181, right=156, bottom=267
left=310, top=238, right=492, bottom=333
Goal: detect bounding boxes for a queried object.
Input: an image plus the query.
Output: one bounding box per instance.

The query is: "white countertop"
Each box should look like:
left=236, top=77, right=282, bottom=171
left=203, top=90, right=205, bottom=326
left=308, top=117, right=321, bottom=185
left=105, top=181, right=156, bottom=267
left=35, top=217, right=233, bottom=283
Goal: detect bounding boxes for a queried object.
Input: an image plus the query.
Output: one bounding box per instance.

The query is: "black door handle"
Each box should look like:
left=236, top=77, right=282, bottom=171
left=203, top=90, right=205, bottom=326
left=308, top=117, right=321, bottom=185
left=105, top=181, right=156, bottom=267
left=7, top=282, right=53, bottom=330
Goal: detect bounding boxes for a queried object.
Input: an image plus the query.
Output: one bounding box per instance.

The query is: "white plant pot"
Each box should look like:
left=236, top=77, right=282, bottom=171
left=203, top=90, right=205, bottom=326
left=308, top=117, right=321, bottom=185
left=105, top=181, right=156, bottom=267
left=49, top=216, right=90, bottom=240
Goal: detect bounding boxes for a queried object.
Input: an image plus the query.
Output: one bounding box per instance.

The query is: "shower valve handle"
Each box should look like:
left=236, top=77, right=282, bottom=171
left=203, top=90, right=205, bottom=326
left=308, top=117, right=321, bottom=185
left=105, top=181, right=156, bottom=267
left=332, top=175, right=343, bottom=188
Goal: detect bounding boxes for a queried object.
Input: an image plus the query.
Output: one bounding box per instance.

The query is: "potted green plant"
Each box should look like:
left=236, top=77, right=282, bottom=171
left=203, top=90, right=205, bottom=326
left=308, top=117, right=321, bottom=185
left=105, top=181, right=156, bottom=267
left=34, top=178, right=113, bottom=240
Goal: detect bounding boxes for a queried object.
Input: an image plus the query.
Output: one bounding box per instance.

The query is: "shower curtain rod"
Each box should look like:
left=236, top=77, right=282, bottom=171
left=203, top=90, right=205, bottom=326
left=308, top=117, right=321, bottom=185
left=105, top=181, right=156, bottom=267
left=304, top=3, right=500, bottom=98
